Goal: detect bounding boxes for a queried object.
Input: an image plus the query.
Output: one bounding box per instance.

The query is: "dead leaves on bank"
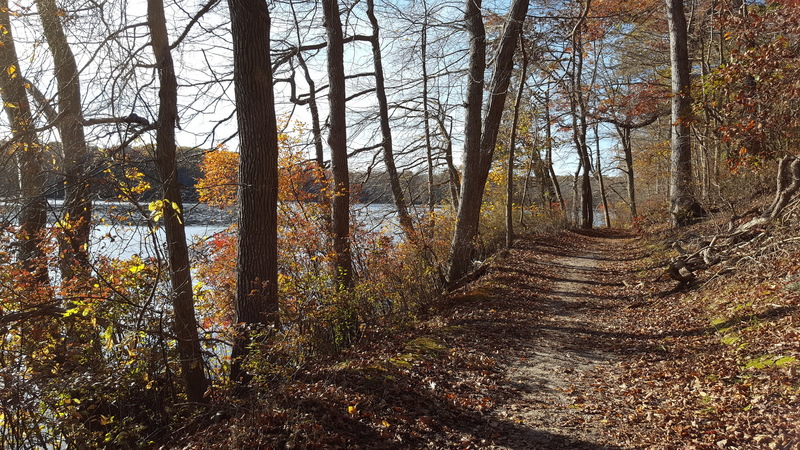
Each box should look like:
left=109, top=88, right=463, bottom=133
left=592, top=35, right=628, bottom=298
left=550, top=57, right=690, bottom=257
left=586, top=229, right=800, bottom=449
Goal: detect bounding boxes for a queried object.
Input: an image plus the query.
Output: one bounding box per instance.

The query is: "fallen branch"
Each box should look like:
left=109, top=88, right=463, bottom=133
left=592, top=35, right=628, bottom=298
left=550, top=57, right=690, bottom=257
left=664, top=156, right=800, bottom=285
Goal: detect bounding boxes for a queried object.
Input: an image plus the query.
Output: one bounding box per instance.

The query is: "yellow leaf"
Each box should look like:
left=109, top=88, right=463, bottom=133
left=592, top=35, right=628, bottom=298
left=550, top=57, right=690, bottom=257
left=381, top=420, right=390, bottom=427
left=6, top=64, right=15, bottom=76
left=347, top=406, right=357, bottom=415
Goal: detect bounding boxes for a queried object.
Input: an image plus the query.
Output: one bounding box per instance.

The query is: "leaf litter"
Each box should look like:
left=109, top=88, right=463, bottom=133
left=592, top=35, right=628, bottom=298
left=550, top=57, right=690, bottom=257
left=173, top=228, right=800, bottom=449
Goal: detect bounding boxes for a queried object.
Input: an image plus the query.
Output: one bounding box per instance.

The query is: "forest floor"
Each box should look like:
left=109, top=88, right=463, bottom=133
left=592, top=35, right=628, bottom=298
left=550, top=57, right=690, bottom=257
left=179, top=228, right=800, bottom=449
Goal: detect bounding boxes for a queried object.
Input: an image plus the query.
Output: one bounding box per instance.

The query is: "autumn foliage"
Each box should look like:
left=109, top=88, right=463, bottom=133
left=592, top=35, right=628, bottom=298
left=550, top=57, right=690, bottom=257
left=701, top=0, right=800, bottom=164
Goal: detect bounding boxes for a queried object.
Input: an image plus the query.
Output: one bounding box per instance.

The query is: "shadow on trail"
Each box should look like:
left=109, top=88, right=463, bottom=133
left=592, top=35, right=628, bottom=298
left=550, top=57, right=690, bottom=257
left=296, top=359, right=621, bottom=449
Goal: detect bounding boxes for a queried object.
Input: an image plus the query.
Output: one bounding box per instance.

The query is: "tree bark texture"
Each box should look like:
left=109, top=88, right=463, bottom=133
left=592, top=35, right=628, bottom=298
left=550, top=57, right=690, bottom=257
left=323, top=0, right=354, bottom=290
left=666, top=0, right=697, bottom=227
left=227, top=0, right=280, bottom=383
left=447, top=0, right=529, bottom=282
left=36, top=0, right=92, bottom=281
left=147, top=0, right=208, bottom=403
left=0, top=0, right=50, bottom=286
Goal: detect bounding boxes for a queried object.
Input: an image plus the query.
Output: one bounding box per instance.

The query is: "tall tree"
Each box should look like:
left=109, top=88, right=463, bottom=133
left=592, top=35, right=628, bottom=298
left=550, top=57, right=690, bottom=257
left=506, top=34, right=529, bottom=248
left=227, top=0, right=280, bottom=383
left=366, top=0, right=415, bottom=239
left=0, top=0, right=50, bottom=286
left=569, top=0, right=593, bottom=229
left=36, top=0, right=92, bottom=281
left=666, top=0, right=697, bottom=226
left=147, top=0, right=208, bottom=402
left=322, top=0, right=354, bottom=290
left=421, top=0, right=436, bottom=215
left=447, top=0, right=530, bottom=282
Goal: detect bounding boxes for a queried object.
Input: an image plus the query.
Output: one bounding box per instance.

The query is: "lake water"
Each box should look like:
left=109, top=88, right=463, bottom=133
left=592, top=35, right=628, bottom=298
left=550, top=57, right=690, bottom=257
left=88, top=202, right=403, bottom=261
left=91, top=223, right=228, bottom=260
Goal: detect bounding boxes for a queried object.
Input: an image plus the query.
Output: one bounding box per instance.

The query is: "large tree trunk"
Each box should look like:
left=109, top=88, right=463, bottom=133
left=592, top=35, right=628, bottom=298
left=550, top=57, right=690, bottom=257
left=366, top=0, right=415, bottom=239
left=447, top=0, right=529, bottom=282
left=227, top=0, right=280, bottom=384
left=0, top=0, right=50, bottom=287
left=447, top=0, right=485, bottom=282
left=147, top=0, right=208, bottom=403
left=666, top=0, right=697, bottom=227
left=323, top=0, right=354, bottom=290
left=36, top=0, right=92, bottom=282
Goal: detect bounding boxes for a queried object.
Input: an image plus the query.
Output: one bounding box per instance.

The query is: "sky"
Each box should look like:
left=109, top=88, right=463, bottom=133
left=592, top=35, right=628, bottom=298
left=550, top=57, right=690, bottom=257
left=1, top=0, right=622, bottom=184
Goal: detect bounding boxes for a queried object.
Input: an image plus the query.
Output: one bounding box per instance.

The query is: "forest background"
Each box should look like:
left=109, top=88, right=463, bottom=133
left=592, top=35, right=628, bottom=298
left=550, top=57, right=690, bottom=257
left=0, top=0, right=798, bottom=447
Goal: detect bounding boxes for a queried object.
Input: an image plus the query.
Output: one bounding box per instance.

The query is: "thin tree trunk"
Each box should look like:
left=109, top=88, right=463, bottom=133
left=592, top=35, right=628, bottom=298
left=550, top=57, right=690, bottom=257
left=422, top=0, right=435, bottom=215
left=323, top=0, right=354, bottom=290
left=435, top=113, right=460, bottom=208
left=366, top=0, right=415, bottom=239
left=616, top=125, right=637, bottom=219
left=519, top=118, right=539, bottom=224
left=519, top=150, right=534, bottom=225
left=36, top=0, right=92, bottom=282
left=288, top=0, right=324, bottom=168
left=594, top=123, right=611, bottom=228
left=506, top=36, right=528, bottom=249
left=544, top=89, right=565, bottom=209
left=569, top=6, right=593, bottom=229
left=0, top=0, right=50, bottom=286
left=572, top=162, right=582, bottom=225
left=297, top=53, right=324, bottom=168
left=147, top=0, right=208, bottom=403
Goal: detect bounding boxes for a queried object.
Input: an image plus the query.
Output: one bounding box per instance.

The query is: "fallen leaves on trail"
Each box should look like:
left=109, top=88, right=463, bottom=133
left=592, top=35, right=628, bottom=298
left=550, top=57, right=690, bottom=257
left=172, top=228, right=800, bottom=449
left=582, top=227, right=800, bottom=449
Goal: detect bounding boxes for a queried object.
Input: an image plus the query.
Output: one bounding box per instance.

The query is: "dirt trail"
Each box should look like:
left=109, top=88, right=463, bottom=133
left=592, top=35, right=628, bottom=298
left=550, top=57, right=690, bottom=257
left=476, top=230, right=637, bottom=449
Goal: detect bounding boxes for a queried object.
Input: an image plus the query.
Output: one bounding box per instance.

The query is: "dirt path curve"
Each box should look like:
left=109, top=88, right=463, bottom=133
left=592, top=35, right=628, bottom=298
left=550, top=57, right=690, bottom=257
left=473, top=230, right=638, bottom=449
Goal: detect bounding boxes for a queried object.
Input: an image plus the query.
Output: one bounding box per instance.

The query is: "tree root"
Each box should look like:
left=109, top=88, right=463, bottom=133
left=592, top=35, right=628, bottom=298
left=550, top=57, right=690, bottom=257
left=664, top=156, right=800, bottom=285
